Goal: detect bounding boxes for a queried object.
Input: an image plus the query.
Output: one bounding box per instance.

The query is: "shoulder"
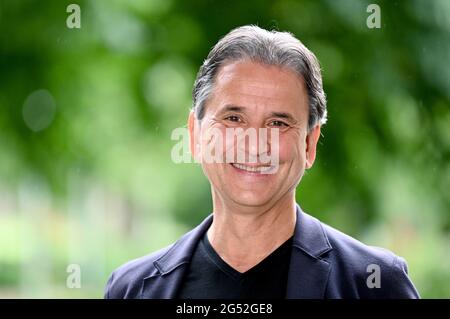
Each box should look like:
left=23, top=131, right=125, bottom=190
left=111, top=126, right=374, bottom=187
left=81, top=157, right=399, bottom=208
left=323, top=222, right=398, bottom=268
left=104, top=244, right=173, bottom=299
left=320, top=221, right=420, bottom=298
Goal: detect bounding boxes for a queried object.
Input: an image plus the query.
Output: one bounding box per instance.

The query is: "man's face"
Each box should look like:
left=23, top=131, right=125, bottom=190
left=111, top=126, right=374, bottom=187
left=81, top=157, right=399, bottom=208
left=189, top=60, right=321, bottom=209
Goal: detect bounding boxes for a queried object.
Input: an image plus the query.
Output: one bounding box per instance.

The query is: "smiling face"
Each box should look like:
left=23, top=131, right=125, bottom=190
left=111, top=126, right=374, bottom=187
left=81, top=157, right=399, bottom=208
left=189, top=60, right=321, bottom=210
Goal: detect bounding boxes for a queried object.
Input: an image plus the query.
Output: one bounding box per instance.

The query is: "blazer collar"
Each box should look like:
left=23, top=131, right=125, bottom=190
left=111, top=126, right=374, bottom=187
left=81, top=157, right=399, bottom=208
left=153, top=214, right=213, bottom=275
left=286, top=205, right=333, bottom=298
left=141, top=215, right=213, bottom=298
left=292, top=204, right=332, bottom=257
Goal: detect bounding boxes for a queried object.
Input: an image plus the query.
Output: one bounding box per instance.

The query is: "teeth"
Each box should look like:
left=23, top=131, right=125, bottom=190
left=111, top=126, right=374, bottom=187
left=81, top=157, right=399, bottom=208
left=232, top=163, right=273, bottom=173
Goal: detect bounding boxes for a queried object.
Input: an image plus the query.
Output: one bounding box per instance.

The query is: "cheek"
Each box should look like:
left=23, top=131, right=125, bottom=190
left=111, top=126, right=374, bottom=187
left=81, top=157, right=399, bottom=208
left=198, top=125, right=227, bottom=161
left=201, top=126, right=256, bottom=163
left=278, top=135, right=306, bottom=165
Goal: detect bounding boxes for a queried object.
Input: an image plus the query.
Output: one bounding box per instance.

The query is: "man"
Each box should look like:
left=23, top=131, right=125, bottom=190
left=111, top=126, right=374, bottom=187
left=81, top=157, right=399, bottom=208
left=104, top=25, right=419, bottom=299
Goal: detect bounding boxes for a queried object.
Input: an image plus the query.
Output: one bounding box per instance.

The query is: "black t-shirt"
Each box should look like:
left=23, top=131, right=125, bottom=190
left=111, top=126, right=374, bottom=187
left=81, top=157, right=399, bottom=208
left=177, top=233, right=293, bottom=299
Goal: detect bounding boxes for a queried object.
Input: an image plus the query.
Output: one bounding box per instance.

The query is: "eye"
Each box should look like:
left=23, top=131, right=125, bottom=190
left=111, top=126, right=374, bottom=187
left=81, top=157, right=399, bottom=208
left=225, top=115, right=242, bottom=122
left=269, top=120, right=288, bottom=127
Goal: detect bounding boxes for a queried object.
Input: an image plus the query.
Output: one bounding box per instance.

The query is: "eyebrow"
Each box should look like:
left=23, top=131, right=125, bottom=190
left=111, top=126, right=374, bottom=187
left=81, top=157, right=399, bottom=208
left=217, top=104, right=246, bottom=114
left=269, top=111, right=297, bottom=123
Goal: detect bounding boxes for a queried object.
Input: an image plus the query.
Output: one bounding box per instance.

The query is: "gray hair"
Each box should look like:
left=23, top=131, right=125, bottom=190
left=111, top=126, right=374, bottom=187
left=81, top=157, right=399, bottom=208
left=192, top=25, right=327, bottom=130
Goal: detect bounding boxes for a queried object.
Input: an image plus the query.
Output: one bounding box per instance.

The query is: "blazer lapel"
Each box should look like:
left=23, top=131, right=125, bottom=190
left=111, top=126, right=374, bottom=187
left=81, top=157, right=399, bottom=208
left=141, top=268, right=188, bottom=299
left=286, top=206, right=333, bottom=298
left=141, top=214, right=213, bottom=299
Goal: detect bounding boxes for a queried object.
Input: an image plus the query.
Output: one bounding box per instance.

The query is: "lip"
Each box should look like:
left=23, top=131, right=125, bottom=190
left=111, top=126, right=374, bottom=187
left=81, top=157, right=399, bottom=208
left=229, top=163, right=276, bottom=176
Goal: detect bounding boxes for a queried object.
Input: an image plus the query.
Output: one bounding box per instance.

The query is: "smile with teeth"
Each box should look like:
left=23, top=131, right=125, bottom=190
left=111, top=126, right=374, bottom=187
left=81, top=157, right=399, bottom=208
left=231, top=163, right=274, bottom=173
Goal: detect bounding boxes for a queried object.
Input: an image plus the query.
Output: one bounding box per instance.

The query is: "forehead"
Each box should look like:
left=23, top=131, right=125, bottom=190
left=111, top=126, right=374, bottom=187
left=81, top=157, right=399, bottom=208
left=210, top=60, right=309, bottom=114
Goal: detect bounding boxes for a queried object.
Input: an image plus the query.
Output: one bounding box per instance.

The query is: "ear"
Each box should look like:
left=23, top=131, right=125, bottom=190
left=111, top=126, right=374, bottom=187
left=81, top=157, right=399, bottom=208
left=188, top=111, right=200, bottom=163
left=305, top=125, right=321, bottom=169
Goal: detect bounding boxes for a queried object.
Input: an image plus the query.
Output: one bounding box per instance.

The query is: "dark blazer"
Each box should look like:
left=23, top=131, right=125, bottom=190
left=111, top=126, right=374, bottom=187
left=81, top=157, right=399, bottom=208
left=104, top=205, right=420, bottom=299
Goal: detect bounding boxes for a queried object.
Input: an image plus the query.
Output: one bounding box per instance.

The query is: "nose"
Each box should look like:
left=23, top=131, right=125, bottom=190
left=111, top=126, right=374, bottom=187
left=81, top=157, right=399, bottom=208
left=235, top=127, right=272, bottom=163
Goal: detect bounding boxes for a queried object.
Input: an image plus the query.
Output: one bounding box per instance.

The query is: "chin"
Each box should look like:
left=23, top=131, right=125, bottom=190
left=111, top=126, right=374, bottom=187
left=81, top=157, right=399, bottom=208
left=228, top=191, right=274, bottom=208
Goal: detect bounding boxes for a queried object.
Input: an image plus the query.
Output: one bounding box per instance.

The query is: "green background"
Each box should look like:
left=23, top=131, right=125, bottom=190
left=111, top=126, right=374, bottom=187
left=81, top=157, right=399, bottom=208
left=0, top=0, right=449, bottom=298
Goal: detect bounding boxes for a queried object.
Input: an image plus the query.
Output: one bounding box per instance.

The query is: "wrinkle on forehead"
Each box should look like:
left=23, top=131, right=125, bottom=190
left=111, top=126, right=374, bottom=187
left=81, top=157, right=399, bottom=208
left=210, top=60, right=309, bottom=119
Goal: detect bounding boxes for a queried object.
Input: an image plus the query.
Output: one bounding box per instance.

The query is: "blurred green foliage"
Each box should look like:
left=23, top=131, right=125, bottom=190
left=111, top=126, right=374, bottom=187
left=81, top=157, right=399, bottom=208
left=0, top=0, right=449, bottom=298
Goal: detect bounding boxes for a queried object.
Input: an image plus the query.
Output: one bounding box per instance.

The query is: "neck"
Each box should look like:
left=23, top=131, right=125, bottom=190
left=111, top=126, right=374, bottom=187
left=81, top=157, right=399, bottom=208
left=207, top=192, right=297, bottom=273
